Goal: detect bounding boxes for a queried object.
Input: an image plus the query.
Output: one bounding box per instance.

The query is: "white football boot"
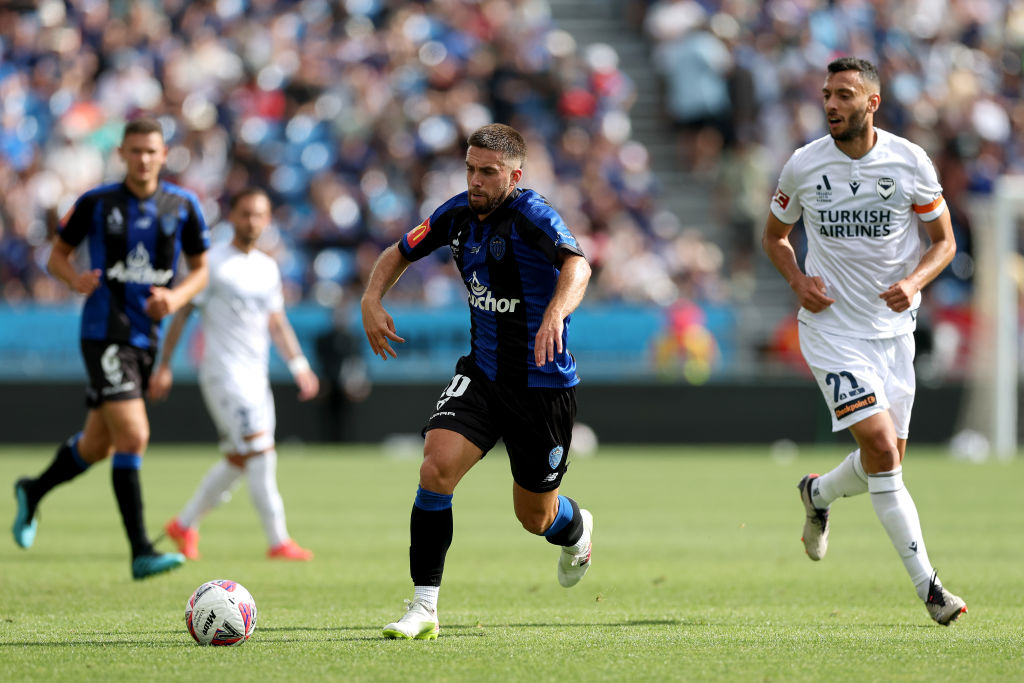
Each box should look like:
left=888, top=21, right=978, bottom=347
left=382, top=598, right=439, bottom=640
left=925, top=571, right=967, bottom=626
left=557, top=508, right=593, bottom=588
left=798, top=474, right=830, bottom=561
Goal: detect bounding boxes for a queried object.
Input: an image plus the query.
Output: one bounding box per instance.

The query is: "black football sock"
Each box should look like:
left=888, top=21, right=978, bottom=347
left=111, top=453, right=154, bottom=558
left=409, top=486, right=454, bottom=587
left=25, top=433, right=90, bottom=516
left=544, top=495, right=584, bottom=547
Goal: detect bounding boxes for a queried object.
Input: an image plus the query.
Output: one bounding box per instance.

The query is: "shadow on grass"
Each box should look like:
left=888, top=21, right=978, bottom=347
left=0, top=619, right=697, bottom=646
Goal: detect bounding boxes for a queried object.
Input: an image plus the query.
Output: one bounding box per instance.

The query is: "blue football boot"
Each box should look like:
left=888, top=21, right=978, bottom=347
left=132, top=552, right=186, bottom=580
left=12, top=478, right=37, bottom=549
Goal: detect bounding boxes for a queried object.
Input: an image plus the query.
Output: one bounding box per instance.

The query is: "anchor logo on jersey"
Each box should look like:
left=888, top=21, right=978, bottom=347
left=107, top=243, right=174, bottom=285
left=466, top=271, right=520, bottom=313
left=469, top=272, right=487, bottom=297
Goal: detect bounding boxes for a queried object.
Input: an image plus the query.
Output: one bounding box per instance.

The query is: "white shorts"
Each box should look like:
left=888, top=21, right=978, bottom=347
left=198, top=373, right=276, bottom=455
left=798, top=323, right=916, bottom=438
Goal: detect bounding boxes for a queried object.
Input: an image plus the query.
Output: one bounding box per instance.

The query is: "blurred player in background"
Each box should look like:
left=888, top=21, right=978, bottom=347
left=362, top=123, right=593, bottom=640
left=762, top=57, right=966, bottom=625
left=12, top=117, right=209, bottom=579
left=150, top=188, right=318, bottom=561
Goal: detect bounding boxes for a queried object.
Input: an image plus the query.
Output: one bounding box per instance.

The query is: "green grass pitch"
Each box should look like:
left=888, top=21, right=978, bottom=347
left=1, top=443, right=1022, bottom=681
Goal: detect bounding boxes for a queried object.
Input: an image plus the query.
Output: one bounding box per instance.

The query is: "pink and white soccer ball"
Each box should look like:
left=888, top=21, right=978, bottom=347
left=185, top=579, right=257, bottom=646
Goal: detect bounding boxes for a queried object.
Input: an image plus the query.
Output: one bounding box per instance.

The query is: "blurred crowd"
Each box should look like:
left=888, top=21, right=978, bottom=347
left=0, top=0, right=667, bottom=309
left=1, top=0, right=1022, bottom=379
left=641, top=0, right=1023, bottom=377
left=646, top=0, right=1022, bottom=283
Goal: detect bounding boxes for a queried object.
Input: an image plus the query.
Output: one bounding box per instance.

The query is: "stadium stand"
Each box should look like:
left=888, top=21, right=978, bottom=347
left=1, top=0, right=1020, bottom=381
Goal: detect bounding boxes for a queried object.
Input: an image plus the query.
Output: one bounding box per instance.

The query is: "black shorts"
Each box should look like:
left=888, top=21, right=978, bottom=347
left=81, top=340, right=154, bottom=408
left=424, top=356, right=577, bottom=493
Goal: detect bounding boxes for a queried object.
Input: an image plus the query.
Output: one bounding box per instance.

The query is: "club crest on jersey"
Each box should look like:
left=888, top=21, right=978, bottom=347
left=406, top=218, right=431, bottom=248
left=548, top=446, right=564, bottom=469
left=876, top=177, right=896, bottom=200
left=160, top=213, right=177, bottom=236
left=489, top=236, right=506, bottom=260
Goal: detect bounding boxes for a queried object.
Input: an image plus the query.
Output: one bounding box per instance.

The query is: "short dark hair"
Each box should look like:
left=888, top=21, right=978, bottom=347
left=467, top=123, right=526, bottom=169
left=229, top=187, right=271, bottom=210
left=122, top=117, right=164, bottom=140
left=827, top=57, right=880, bottom=91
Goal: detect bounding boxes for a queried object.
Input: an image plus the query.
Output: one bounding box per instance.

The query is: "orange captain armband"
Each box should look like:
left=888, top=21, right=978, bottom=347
left=912, top=196, right=944, bottom=215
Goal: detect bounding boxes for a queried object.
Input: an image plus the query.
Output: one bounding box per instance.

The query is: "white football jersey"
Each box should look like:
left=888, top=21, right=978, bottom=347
left=193, top=242, right=284, bottom=384
left=770, top=128, right=946, bottom=339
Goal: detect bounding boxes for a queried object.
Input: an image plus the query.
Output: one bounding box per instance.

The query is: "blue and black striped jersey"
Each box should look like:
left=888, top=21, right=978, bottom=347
left=58, top=181, right=210, bottom=350
left=399, top=188, right=584, bottom=389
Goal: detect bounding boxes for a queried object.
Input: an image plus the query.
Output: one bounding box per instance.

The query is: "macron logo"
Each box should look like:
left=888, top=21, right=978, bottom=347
left=467, top=271, right=520, bottom=313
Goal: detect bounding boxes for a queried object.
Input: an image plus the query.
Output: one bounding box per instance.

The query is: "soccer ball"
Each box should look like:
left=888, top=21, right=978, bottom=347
left=185, top=579, right=257, bottom=646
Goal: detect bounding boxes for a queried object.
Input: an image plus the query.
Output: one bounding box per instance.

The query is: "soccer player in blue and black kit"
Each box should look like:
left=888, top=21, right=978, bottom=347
left=11, top=117, right=209, bottom=579
left=362, top=124, right=594, bottom=640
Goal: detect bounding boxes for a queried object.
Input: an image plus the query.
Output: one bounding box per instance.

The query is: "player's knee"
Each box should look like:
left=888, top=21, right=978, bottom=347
left=78, top=438, right=113, bottom=463
left=418, top=459, right=454, bottom=493
left=114, top=425, right=149, bottom=454
left=515, top=508, right=553, bottom=536
left=860, top=439, right=900, bottom=473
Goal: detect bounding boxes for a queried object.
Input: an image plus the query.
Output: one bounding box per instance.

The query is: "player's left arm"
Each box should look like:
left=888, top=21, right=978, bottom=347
left=269, top=310, right=320, bottom=401
left=879, top=208, right=956, bottom=313
left=146, top=252, right=209, bottom=320
left=148, top=301, right=195, bottom=401
left=534, top=253, right=591, bottom=367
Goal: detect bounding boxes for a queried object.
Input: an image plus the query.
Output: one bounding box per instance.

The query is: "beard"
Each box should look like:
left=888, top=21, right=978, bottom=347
left=830, top=105, right=870, bottom=142
left=468, top=190, right=507, bottom=216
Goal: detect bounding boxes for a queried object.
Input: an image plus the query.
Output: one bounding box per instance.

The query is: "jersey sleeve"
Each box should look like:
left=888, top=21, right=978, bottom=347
left=181, top=194, right=210, bottom=255
left=520, top=203, right=584, bottom=265
left=769, top=155, right=803, bottom=224
left=910, top=149, right=946, bottom=222
left=398, top=203, right=454, bottom=261
left=57, top=194, right=96, bottom=247
left=268, top=263, right=285, bottom=313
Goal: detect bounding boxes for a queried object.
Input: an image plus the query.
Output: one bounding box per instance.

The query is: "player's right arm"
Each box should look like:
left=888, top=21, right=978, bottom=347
left=46, top=236, right=101, bottom=295
left=148, top=302, right=195, bottom=401
left=761, top=212, right=835, bottom=313
left=360, top=242, right=411, bottom=360
left=49, top=194, right=102, bottom=295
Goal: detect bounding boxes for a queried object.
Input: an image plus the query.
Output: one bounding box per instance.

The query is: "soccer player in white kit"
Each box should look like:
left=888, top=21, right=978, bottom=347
left=149, top=188, right=318, bottom=561
left=762, top=57, right=967, bottom=625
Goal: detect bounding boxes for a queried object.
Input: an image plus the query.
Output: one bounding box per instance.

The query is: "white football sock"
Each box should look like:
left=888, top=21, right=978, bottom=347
left=413, top=585, right=440, bottom=612
left=567, top=516, right=591, bottom=554
left=246, top=450, right=289, bottom=548
left=177, top=458, right=244, bottom=528
left=812, top=449, right=868, bottom=509
left=868, top=467, right=935, bottom=600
